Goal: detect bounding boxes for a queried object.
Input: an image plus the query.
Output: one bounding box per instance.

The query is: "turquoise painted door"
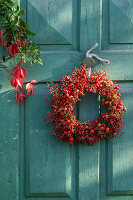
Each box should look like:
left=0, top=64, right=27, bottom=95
left=1, top=0, right=133, bottom=199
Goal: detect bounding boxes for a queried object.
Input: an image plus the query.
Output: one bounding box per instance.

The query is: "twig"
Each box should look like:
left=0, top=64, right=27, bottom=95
left=91, top=54, right=110, bottom=64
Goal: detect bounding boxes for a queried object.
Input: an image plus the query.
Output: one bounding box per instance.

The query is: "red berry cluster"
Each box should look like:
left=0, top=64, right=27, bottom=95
left=14, top=27, right=30, bottom=51
left=46, top=65, right=126, bottom=146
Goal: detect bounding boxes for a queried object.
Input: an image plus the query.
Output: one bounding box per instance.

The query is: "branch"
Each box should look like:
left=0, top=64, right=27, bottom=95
left=91, top=54, right=110, bottom=64
left=86, top=43, right=98, bottom=57
left=86, top=43, right=110, bottom=64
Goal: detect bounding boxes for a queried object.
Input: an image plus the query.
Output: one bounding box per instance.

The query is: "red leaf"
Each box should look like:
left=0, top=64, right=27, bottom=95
left=20, top=67, right=27, bottom=78
left=17, top=78, right=23, bottom=87
left=13, top=66, right=19, bottom=73
left=19, top=91, right=26, bottom=97
left=18, top=60, right=24, bottom=67
left=13, top=66, right=21, bottom=77
left=19, top=91, right=26, bottom=103
left=0, top=29, right=5, bottom=36
left=26, top=83, right=32, bottom=96
left=27, top=87, right=32, bottom=96
left=26, top=83, right=30, bottom=90
left=26, top=83, right=34, bottom=96
left=10, top=76, right=23, bottom=89
left=31, top=80, right=38, bottom=83
left=8, top=44, right=21, bottom=57
left=15, top=93, right=19, bottom=104
left=0, top=30, right=5, bottom=46
left=3, top=42, right=7, bottom=47
left=19, top=96, right=24, bottom=103
left=31, top=86, right=34, bottom=94
left=12, top=65, right=27, bottom=79
left=10, top=77, right=18, bottom=90
left=15, top=91, right=26, bottom=104
left=0, top=37, right=3, bottom=46
left=0, top=30, right=7, bottom=47
left=9, top=72, right=15, bottom=77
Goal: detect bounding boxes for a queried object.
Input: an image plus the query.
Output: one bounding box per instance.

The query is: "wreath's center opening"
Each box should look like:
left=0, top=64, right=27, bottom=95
left=75, top=92, right=101, bottom=123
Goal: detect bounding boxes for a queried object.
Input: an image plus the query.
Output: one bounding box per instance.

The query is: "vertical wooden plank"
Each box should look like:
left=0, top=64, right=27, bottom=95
left=0, top=88, right=19, bottom=200
left=107, top=83, right=133, bottom=194
left=0, top=1, right=20, bottom=196
left=20, top=0, right=27, bottom=21
left=78, top=93, right=100, bottom=200
left=80, top=0, right=100, bottom=51
left=100, top=83, right=133, bottom=200
left=0, top=39, right=19, bottom=199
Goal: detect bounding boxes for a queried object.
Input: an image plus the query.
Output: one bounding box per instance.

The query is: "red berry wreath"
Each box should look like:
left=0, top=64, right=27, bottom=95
left=46, top=66, right=126, bottom=146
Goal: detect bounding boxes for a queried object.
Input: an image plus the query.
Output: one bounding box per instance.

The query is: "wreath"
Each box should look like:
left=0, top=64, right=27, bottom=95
left=46, top=65, right=126, bottom=146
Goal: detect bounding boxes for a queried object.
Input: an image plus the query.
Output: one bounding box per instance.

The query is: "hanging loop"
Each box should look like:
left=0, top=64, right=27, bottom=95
left=83, top=43, right=110, bottom=79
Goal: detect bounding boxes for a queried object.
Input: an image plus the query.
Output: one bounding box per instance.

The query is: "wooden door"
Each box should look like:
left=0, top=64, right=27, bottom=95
left=1, top=0, right=133, bottom=199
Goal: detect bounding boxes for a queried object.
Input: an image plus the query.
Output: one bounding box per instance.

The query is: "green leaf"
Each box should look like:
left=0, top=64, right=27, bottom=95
left=13, top=16, right=18, bottom=24
left=26, top=29, right=36, bottom=36
left=38, top=58, right=43, bottom=65
left=2, top=23, right=11, bottom=28
left=18, top=10, right=24, bottom=16
left=7, top=0, right=14, bottom=6
left=19, top=18, right=29, bottom=28
left=16, top=4, right=19, bottom=12
left=6, top=4, right=12, bottom=10
left=11, top=25, right=19, bottom=31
